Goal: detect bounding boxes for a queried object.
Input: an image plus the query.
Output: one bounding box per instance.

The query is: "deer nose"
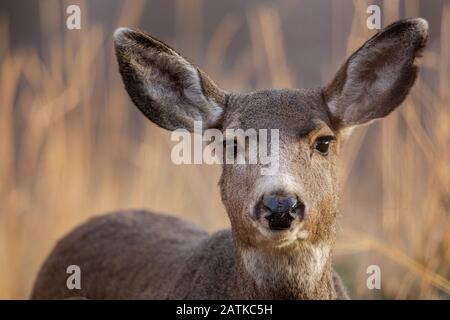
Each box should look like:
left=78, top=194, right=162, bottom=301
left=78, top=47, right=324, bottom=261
left=262, top=194, right=305, bottom=230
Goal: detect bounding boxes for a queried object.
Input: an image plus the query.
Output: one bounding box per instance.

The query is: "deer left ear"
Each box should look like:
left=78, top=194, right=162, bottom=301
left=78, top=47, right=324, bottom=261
left=114, top=28, right=227, bottom=132
left=323, top=18, right=428, bottom=129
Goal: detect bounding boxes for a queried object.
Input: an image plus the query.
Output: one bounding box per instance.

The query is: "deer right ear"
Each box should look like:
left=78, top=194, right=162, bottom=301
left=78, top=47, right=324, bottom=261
left=114, top=28, right=227, bottom=131
left=324, top=18, right=428, bottom=130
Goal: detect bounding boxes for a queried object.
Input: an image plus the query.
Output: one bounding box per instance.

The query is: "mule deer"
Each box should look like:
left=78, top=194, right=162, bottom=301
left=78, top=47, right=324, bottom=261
left=32, top=18, right=428, bottom=300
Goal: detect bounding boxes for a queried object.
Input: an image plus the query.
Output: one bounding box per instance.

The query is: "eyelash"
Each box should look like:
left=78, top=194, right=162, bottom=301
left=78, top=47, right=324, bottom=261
left=223, top=139, right=239, bottom=157
left=313, top=136, right=335, bottom=155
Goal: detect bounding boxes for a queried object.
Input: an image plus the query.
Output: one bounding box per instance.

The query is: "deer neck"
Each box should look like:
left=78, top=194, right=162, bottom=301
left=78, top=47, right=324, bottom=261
left=235, top=240, right=336, bottom=299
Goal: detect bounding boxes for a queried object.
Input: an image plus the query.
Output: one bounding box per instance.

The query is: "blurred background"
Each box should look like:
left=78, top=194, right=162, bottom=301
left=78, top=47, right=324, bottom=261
left=0, top=0, right=449, bottom=299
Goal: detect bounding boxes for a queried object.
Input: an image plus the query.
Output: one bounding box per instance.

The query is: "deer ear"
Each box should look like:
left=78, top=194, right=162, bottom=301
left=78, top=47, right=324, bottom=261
left=324, top=18, right=428, bottom=129
left=114, top=28, right=226, bottom=131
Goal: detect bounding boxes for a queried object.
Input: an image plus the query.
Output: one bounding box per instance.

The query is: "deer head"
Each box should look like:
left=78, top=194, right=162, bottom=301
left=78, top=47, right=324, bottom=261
left=113, top=18, right=428, bottom=254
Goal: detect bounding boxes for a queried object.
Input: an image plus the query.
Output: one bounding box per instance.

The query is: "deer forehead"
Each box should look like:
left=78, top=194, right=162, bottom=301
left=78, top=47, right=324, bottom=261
left=223, top=88, right=332, bottom=136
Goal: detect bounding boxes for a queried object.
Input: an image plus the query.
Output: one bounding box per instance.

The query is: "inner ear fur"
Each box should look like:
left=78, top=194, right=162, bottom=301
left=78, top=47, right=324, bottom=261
left=324, top=18, right=428, bottom=129
left=114, top=28, right=226, bottom=131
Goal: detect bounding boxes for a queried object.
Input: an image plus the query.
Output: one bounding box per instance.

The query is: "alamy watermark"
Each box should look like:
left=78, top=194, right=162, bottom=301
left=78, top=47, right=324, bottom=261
left=366, top=265, right=381, bottom=290
left=66, top=5, right=81, bottom=30
left=366, top=5, right=381, bottom=30
left=170, top=121, right=280, bottom=175
left=66, top=265, right=81, bottom=290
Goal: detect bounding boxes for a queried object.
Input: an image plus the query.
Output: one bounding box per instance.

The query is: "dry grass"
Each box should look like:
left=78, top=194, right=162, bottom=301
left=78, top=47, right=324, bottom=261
left=0, top=0, right=448, bottom=299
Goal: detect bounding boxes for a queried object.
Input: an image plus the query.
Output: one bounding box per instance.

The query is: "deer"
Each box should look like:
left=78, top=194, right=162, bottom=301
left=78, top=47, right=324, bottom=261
left=31, top=18, right=428, bottom=300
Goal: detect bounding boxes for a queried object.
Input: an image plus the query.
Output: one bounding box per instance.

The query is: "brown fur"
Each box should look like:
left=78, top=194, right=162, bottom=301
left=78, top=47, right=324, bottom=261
left=31, top=18, right=428, bottom=300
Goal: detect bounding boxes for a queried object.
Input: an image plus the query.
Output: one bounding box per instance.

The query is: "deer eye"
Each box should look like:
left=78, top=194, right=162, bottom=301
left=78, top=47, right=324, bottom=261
left=313, top=136, right=335, bottom=155
left=223, top=139, right=239, bottom=158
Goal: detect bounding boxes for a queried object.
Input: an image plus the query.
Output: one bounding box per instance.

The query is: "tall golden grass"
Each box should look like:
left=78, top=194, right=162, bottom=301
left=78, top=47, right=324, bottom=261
left=0, top=0, right=448, bottom=299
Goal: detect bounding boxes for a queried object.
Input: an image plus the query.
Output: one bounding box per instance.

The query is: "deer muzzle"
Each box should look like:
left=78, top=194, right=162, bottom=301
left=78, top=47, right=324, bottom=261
left=261, top=193, right=305, bottom=230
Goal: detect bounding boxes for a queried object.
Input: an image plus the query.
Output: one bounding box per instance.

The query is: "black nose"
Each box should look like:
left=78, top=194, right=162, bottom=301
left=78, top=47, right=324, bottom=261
left=261, top=193, right=305, bottom=230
